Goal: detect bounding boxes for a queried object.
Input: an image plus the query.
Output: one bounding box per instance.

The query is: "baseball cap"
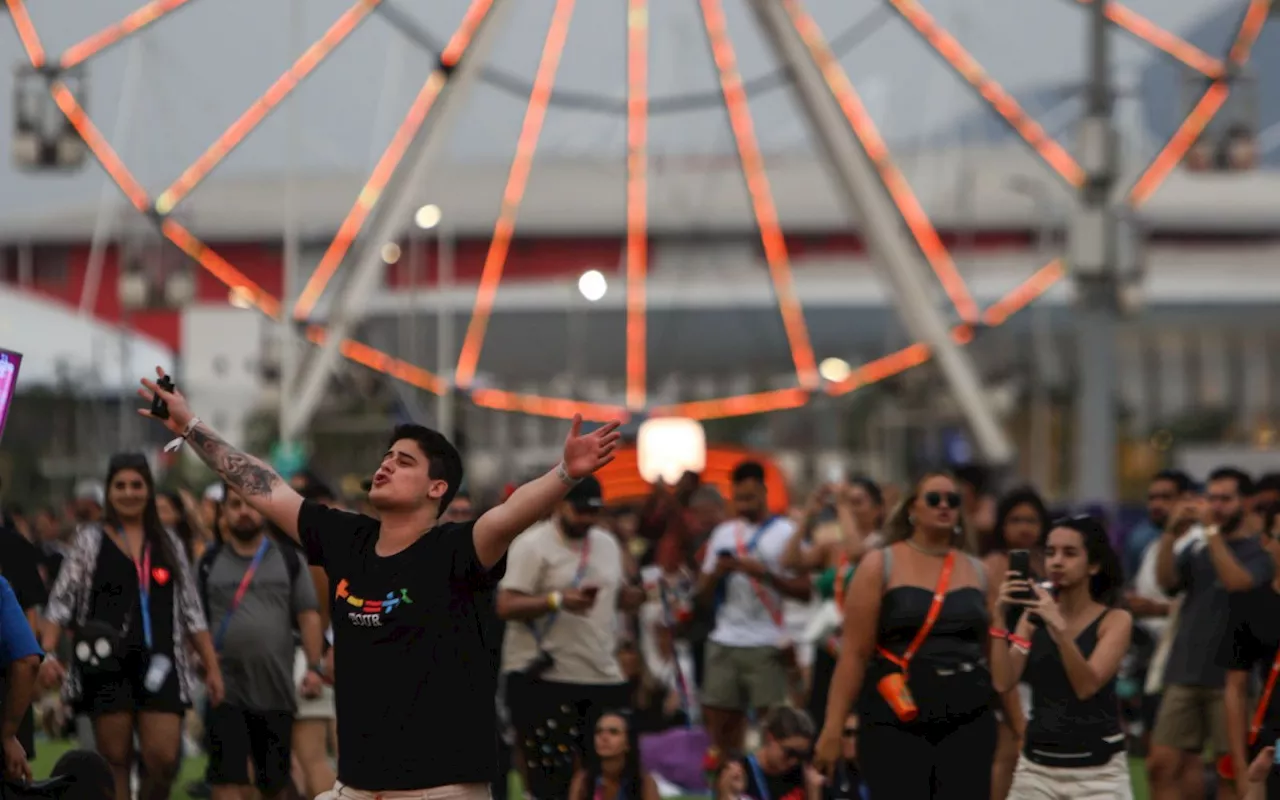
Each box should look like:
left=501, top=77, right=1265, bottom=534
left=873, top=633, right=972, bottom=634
left=565, top=476, right=604, bottom=510
left=73, top=480, right=104, bottom=507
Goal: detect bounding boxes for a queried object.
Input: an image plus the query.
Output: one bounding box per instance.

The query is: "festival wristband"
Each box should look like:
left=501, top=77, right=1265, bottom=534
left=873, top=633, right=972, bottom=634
left=555, top=461, right=581, bottom=487
left=164, top=416, right=202, bottom=453
left=989, top=627, right=1009, bottom=640
left=1009, top=634, right=1032, bottom=652
left=547, top=591, right=564, bottom=611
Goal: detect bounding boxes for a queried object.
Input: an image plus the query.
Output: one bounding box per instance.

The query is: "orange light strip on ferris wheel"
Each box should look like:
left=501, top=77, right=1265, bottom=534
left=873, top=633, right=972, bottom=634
left=698, top=0, right=819, bottom=390
left=887, top=0, right=1084, bottom=188
left=780, top=0, right=979, bottom=324
left=624, top=0, right=650, bottom=411
left=60, top=0, right=196, bottom=69
left=453, top=0, right=578, bottom=388
left=1128, top=1, right=1270, bottom=207
left=470, top=388, right=629, bottom=423
left=651, top=388, right=811, bottom=421
left=304, top=326, right=446, bottom=394
left=1081, top=1, right=1225, bottom=77
left=50, top=82, right=152, bottom=212
left=292, top=0, right=496, bottom=320
left=4, top=0, right=46, bottom=67
left=155, top=0, right=380, bottom=214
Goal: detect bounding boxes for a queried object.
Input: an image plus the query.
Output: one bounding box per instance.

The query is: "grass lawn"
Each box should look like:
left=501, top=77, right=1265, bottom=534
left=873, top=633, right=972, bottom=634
left=28, top=738, right=1155, bottom=799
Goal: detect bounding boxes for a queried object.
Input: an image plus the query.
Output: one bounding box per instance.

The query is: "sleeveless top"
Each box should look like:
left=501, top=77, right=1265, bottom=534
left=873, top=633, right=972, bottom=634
left=1022, top=610, right=1124, bottom=768
left=858, top=547, right=992, bottom=726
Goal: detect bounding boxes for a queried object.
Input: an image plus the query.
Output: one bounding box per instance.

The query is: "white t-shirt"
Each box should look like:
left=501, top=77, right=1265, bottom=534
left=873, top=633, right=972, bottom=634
left=500, top=522, right=625, bottom=684
left=700, top=516, right=797, bottom=648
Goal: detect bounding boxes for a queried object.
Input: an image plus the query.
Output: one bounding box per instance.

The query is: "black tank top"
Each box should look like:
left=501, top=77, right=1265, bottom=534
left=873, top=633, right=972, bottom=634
left=1022, top=610, right=1123, bottom=767
left=90, top=537, right=178, bottom=656
left=859, top=549, right=992, bottom=726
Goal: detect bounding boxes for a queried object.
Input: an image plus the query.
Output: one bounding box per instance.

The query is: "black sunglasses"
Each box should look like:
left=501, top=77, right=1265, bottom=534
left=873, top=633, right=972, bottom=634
left=923, top=491, right=961, bottom=509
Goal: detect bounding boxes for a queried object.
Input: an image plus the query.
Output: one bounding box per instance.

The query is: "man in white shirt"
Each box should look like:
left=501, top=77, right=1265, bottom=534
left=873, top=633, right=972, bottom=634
left=497, top=477, right=644, bottom=799
left=695, top=461, right=812, bottom=754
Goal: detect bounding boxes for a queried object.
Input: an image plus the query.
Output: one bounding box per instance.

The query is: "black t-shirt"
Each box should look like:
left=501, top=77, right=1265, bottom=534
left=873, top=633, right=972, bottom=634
left=0, top=526, right=46, bottom=611
left=297, top=501, right=507, bottom=791
left=1219, top=584, right=1280, bottom=740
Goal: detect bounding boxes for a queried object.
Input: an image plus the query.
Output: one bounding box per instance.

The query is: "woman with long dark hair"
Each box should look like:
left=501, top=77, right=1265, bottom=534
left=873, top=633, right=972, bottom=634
left=982, top=487, right=1050, bottom=799
left=39, top=453, right=223, bottom=800
left=784, top=478, right=887, bottom=735
left=813, top=471, right=998, bottom=799
left=569, top=710, right=660, bottom=800
left=991, top=516, right=1133, bottom=798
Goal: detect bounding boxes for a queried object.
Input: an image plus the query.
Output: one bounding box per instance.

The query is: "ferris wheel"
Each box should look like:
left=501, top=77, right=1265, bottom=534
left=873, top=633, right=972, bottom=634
left=5, top=0, right=1270, bottom=463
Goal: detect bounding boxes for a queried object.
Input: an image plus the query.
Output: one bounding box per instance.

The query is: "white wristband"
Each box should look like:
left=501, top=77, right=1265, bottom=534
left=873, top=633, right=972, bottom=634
left=163, top=416, right=202, bottom=453
left=555, top=461, right=581, bottom=487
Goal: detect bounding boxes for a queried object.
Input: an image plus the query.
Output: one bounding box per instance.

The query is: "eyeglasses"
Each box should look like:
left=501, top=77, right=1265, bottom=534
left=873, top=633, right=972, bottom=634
left=923, top=491, right=961, bottom=509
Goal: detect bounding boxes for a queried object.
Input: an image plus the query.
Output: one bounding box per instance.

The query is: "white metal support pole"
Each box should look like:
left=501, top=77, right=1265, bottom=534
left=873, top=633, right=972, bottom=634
left=283, top=1, right=512, bottom=440
left=80, top=38, right=144, bottom=315
left=749, top=0, right=1014, bottom=466
left=435, top=218, right=456, bottom=437
left=278, top=0, right=305, bottom=447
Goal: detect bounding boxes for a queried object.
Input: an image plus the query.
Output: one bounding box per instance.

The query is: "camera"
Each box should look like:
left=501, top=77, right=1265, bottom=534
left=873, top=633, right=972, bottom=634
left=522, top=649, right=554, bottom=679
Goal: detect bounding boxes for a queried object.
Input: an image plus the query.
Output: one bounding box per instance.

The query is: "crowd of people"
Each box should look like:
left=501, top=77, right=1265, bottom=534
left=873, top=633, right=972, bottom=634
left=0, top=370, right=1278, bottom=800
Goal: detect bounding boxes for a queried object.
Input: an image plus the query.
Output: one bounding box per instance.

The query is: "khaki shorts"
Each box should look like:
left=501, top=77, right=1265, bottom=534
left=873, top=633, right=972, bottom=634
left=701, top=641, right=787, bottom=712
left=1151, top=684, right=1228, bottom=755
left=1009, top=751, right=1133, bottom=800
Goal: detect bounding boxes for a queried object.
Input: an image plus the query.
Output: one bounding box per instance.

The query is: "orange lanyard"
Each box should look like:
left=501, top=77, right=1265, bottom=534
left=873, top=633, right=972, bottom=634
left=833, top=552, right=853, bottom=611
left=735, top=523, right=783, bottom=627
left=876, top=552, right=956, bottom=674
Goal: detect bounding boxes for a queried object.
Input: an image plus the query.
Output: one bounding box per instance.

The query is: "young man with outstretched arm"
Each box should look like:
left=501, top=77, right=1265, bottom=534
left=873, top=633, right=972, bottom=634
left=137, top=367, right=621, bottom=799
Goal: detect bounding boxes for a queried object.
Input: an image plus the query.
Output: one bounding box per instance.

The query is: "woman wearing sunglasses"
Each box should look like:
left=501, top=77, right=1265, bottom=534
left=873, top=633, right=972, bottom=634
left=736, top=705, right=819, bottom=800
left=991, top=515, right=1133, bottom=798
left=813, top=472, right=998, bottom=798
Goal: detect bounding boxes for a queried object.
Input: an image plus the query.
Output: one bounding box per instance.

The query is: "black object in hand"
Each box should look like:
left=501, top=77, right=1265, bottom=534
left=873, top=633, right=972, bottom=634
left=1008, top=549, right=1034, bottom=601
left=151, top=374, right=175, bottom=421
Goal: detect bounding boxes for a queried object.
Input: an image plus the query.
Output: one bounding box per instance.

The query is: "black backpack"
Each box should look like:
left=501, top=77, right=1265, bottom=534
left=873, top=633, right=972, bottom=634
left=196, top=536, right=303, bottom=623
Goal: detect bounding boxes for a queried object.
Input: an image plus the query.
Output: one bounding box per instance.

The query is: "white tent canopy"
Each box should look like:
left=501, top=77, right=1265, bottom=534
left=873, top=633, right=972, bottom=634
left=0, top=287, right=175, bottom=392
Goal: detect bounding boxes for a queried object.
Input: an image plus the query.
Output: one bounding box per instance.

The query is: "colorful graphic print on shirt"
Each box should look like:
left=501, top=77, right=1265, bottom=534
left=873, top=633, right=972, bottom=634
left=334, top=578, right=413, bottom=627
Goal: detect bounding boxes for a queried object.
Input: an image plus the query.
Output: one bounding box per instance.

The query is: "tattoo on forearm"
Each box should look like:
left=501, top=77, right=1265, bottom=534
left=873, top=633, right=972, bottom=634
left=188, top=425, right=282, bottom=497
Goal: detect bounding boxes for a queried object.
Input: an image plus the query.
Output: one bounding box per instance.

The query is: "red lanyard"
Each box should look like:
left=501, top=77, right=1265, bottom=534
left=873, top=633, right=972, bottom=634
left=735, top=523, right=783, bottom=626
left=833, top=552, right=853, bottom=611
left=876, top=552, right=956, bottom=674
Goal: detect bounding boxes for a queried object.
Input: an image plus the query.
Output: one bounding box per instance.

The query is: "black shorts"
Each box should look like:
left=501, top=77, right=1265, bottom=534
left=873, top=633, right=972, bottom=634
left=78, top=648, right=185, bottom=717
left=206, top=705, right=294, bottom=794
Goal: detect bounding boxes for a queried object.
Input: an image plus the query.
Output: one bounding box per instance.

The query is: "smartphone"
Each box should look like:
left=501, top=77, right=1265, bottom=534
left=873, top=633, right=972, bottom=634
left=151, top=373, right=175, bottom=421
left=580, top=585, right=600, bottom=602
left=716, top=548, right=735, bottom=560
left=1274, top=738, right=1280, bottom=764
left=1009, top=549, right=1034, bottom=601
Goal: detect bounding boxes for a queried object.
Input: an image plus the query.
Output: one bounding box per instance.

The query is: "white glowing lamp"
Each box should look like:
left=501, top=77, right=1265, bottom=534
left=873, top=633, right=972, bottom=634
left=637, top=417, right=706, bottom=485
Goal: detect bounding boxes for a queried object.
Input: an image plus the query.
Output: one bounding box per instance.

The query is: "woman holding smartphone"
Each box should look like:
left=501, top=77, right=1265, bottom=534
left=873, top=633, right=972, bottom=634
left=990, top=515, right=1133, bottom=798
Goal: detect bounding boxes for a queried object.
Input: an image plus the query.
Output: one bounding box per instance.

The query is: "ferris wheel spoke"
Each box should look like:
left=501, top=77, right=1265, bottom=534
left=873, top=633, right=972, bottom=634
left=303, top=327, right=447, bottom=395
left=469, top=389, right=629, bottom=423
left=887, top=0, right=1085, bottom=189
left=651, top=388, right=811, bottom=421
left=291, top=0, right=498, bottom=322
left=155, top=0, right=380, bottom=215
left=454, top=0, right=579, bottom=389
left=698, top=0, right=820, bottom=392
left=1126, top=0, right=1271, bottom=206
left=778, top=0, right=979, bottom=325
left=59, top=0, right=196, bottom=69
left=625, top=0, right=650, bottom=412
left=4, top=0, right=45, bottom=65
left=1076, top=1, right=1226, bottom=78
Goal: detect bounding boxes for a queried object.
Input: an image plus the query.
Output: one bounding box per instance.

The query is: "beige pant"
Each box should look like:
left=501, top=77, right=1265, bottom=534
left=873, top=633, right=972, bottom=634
left=1009, top=751, right=1133, bottom=799
left=317, top=781, right=491, bottom=800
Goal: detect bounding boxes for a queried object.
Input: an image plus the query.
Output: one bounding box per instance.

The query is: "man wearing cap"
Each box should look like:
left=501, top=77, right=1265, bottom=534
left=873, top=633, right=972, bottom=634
left=497, top=477, right=643, bottom=800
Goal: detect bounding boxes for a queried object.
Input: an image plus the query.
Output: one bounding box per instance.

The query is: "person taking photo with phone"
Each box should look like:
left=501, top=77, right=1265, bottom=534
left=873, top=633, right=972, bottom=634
left=497, top=476, right=644, bottom=800
left=1219, top=502, right=1280, bottom=798
left=134, top=367, right=622, bottom=800
left=812, top=472, right=998, bottom=799
left=990, top=516, right=1133, bottom=798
